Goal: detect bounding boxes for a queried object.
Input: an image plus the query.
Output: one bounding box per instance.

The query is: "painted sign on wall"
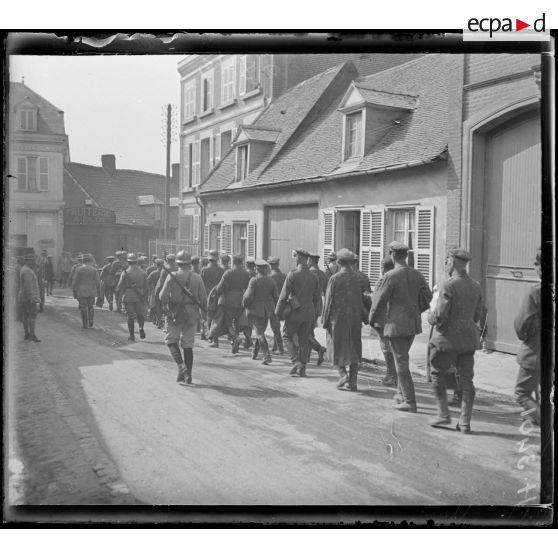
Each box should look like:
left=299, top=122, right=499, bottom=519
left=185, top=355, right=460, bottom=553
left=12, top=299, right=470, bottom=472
left=64, top=206, right=116, bottom=225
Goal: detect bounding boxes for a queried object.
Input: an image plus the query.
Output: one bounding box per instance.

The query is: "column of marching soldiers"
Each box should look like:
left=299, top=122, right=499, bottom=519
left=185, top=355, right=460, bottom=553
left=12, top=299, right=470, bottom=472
left=13, top=242, right=542, bottom=434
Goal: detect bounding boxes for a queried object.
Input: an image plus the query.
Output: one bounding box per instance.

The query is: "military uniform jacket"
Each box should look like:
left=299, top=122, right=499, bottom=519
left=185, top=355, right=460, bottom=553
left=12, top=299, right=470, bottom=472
left=71, top=264, right=101, bottom=298
left=116, top=266, right=147, bottom=303
left=159, top=268, right=207, bottom=324
left=100, top=263, right=117, bottom=287
left=215, top=267, right=251, bottom=308
left=324, top=261, right=340, bottom=280
left=110, top=259, right=129, bottom=279
left=201, top=263, right=225, bottom=295
left=310, top=266, right=328, bottom=295
left=19, top=265, right=40, bottom=302
left=270, top=269, right=286, bottom=294
left=243, top=275, right=278, bottom=319
left=155, top=264, right=178, bottom=300
left=370, top=264, right=432, bottom=337
left=428, top=271, right=484, bottom=353
left=514, top=282, right=541, bottom=371
left=276, top=264, right=321, bottom=324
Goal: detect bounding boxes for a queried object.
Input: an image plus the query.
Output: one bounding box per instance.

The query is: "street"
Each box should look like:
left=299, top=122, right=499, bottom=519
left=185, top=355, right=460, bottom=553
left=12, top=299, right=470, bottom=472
left=7, top=292, right=540, bottom=506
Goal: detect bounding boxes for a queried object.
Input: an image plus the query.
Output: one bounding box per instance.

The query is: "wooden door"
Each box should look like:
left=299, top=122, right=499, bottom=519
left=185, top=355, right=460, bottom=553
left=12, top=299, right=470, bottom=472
left=483, top=112, right=541, bottom=353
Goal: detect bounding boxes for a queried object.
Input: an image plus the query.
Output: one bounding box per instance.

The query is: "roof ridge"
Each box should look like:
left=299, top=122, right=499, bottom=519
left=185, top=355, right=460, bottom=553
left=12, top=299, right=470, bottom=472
left=66, top=161, right=166, bottom=179
left=356, top=53, right=432, bottom=82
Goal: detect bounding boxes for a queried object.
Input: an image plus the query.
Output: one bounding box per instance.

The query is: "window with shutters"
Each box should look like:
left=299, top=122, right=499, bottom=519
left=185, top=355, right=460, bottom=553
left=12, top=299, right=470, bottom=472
left=386, top=208, right=416, bottom=267
left=38, top=157, right=49, bottom=190
left=233, top=222, right=248, bottom=258
left=221, top=58, right=236, bottom=105
left=183, top=142, right=192, bottom=189
left=200, top=136, right=212, bottom=182
left=236, top=145, right=249, bottom=181
left=247, top=223, right=256, bottom=258
left=18, top=109, right=37, bottom=131
left=201, top=70, right=214, bottom=113
left=192, top=141, right=201, bottom=186
left=16, top=157, right=28, bottom=190
left=183, top=80, right=196, bottom=121
left=15, top=156, right=48, bottom=191
left=344, top=111, right=364, bottom=160
left=239, top=55, right=260, bottom=96
left=360, top=207, right=384, bottom=288
left=322, top=210, right=336, bottom=262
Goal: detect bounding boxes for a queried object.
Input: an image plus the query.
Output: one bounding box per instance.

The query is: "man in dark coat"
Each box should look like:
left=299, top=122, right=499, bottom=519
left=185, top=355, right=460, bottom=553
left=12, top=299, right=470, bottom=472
left=324, top=251, right=340, bottom=281
left=276, top=248, right=321, bottom=377
left=209, top=253, right=250, bottom=352
left=268, top=256, right=286, bottom=354
left=191, top=256, right=201, bottom=275
left=370, top=241, right=432, bottom=412
left=513, top=247, right=542, bottom=425
left=201, top=250, right=225, bottom=340
left=243, top=260, right=279, bottom=365
left=428, top=248, right=485, bottom=432
left=323, top=249, right=363, bottom=391
left=146, top=255, right=159, bottom=277
left=71, top=253, right=101, bottom=329
left=369, top=257, right=397, bottom=387
left=110, top=251, right=129, bottom=313
left=159, top=250, right=207, bottom=385
left=116, top=253, right=148, bottom=341
left=308, top=253, right=327, bottom=365
left=100, top=255, right=116, bottom=311
left=147, top=258, right=164, bottom=328
left=220, top=253, right=231, bottom=270
left=44, top=255, right=55, bottom=296
left=18, top=253, right=42, bottom=342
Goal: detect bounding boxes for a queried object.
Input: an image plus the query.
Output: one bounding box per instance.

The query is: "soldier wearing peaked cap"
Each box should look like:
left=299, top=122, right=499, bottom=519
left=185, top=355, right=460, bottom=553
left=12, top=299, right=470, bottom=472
left=71, top=253, right=101, bottom=329
left=324, top=251, right=341, bottom=281
left=18, top=253, right=42, bottom=342
left=370, top=241, right=432, bottom=412
left=276, top=248, right=321, bottom=377
left=308, top=253, right=327, bottom=366
left=428, top=248, right=485, bottom=433
left=110, top=250, right=129, bottom=312
left=242, top=259, right=278, bottom=365
left=116, top=253, right=148, bottom=341
left=268, top=256, right=286, bottom=354
left=245, top=257, right=257, bottom=278
left=100, top=255, right=117, bottom=311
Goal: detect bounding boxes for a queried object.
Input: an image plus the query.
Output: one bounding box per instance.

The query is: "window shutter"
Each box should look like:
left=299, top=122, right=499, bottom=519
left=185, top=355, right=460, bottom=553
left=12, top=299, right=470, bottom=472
left=224, top=224, right=232, bottom=255
left=239, top=55, right=247, bottom=96
left=207, top=74, right=214, bottom=110
left=193, top=214, right=200, bottom=242
left=183, top=142, right=190, bottom=189
left=39, top=157, right=49, bottom=190
left=360, top=207, right=385, bottom=288
left=215, top=133, right=221, bottom=163
left=415, top=205, right=435, bottom=288
left=208, top=134, right=214, bottom=169
left=17, top=157, right=27, bottom=189
left=203, top=223, right=209, bottom=255
left=322, top=209, right=336, bottom=262
left=247, top=223, right=256, bottom=258
left=192, top=141, right=201, bottom=186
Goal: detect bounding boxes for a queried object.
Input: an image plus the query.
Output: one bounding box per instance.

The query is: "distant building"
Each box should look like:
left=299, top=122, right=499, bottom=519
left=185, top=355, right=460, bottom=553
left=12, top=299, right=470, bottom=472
left=177, top=53, right=423, bottom=248
left=7, top=81, right=70, bottom=261
left=63, top=155, right=179, bottom=263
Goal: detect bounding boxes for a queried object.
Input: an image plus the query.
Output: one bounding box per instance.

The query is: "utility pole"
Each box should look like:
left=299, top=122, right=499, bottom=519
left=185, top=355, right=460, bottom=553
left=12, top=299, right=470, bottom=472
left=160, top=104, right=178, bottom=240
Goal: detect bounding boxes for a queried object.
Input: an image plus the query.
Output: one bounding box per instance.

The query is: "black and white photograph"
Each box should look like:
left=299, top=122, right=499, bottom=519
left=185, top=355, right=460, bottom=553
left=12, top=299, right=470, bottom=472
left=3, top=31, right=554, bottom=525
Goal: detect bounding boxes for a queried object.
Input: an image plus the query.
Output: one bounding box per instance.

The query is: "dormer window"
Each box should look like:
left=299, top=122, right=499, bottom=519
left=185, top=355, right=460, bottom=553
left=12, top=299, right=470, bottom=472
left=344, top=111, right=364, bottom=160
left=18, top=109, right=37, bottom=131
left=236, top=145, right=249, bottom=181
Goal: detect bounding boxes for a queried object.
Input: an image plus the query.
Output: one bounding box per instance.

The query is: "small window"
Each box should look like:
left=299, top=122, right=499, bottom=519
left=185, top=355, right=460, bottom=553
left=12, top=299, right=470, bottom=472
left=183, top=80, right=196, bottom=120
left=236, top=145, right=249, bottom=181
left=233, top=222, right=248, bottom=259
left=344, top=111, right=363, bottom=160
left=387, top=208, right=416, bottom=268
left=221, top=58, right=236, bottom=105
left=209, top=223, right=222, bottom=253
left=201, top=71, right=214, bottom=112
left=39, top=157, right=49, bottom=191
left=18, top=109, right=37, bottom=131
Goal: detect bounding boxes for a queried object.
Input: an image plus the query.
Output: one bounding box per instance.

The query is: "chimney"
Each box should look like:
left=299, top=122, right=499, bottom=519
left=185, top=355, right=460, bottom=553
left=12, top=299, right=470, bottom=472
left=171, top=163, right=180, bottom=185
left=101, top=154, right=116, bottom=175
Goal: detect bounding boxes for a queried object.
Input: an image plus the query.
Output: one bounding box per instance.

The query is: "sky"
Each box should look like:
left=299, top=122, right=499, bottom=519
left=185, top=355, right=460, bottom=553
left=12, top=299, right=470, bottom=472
left=9, top=55, right=185, bottom=175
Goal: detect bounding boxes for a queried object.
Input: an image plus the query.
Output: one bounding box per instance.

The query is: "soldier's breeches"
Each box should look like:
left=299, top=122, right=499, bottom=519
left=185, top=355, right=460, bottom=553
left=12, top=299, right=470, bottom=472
left=124, top=301, right=146, bottom=321
left=165, top=320, right=196, bottom=349
left=104, top=286, right=114, bottom=304
left=388, top=335, right=416, bottom=405
left=283, top=320, right=312, bottom=365
left=78, top=296, right=95, bottom=310
left=252, top=317, right=270, bottom=355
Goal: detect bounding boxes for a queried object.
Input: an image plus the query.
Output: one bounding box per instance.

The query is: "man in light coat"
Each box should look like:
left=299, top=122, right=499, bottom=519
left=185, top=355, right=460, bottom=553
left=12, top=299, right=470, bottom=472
left=18, top=253, right=42, bottom=341
left=71, top=253, right=101, bottom=329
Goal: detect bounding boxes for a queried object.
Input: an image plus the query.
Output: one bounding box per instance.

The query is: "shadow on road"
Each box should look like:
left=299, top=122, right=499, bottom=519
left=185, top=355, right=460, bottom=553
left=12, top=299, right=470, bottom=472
left=195, top=384, right=298, bottom=399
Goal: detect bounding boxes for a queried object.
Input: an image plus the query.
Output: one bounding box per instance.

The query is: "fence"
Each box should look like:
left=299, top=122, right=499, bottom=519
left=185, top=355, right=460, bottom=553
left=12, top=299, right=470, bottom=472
left=148, top=239, right=201, bottom=260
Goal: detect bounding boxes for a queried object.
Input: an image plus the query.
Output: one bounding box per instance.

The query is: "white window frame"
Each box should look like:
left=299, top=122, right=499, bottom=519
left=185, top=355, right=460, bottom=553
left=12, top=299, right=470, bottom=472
left=344, top=109, right=365, bottom=160
left=221, top=57, right=237, bottom=106
left=200, top=69, right=214, bottom=113
left=18, top=109, right=37, bottom=131
left=38, top=157, right=49, bottom=191
left=183, top=80, right=196, bottom=121
left=16, top=156, right=28, bottom=190
left=387, top=207, right=417, bottom=267
left=192, top=141, right=201, bottom=187
left=209, top=223, right=223, bottom=253
left=236, top=144, right=250, bottom=181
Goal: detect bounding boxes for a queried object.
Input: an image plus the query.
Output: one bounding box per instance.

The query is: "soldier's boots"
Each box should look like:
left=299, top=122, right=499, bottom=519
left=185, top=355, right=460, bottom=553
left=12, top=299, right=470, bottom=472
left=231, top=337, right=241, bottom=354
left=430, top=416, right=452, bottom=428
left=337, top=368, right=349, bottom=389
left=290, top=363, right=305, bottom=376
left=28, top=319, right=41, bottom=342
left=457, top=390, right=475, bottom=433
left=251, top=339, right=260, bottom=360
left=381, top=375, right=398, bottom=388
left=262, top=354, right=272, bottom=365
left=348, top=364, right=359, bottom=391
left=81, top=310, right=89, bottom=329
left=127, top=318, right=136, bottom=341
left=316, top=346, right=326, bottom=366
left=176, top=365, right=187, bottom=384
left=183, top=348, right=194, bottom=385
left=88, top=307, right=94, bottom=327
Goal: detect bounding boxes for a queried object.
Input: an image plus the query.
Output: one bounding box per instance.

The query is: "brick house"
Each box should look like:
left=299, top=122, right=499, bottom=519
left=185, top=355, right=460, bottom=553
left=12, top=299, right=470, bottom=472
left=7, top=81, right=70, bottom=261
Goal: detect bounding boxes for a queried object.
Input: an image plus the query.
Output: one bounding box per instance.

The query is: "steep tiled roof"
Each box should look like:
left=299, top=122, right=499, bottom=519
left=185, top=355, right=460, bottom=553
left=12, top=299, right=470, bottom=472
left=352, top=85, right=418, bottom=110
left=65, top=162, right=178, bottom=227
left=9, top=82, right=66, bottom=135
left=201, top=54, right=453, bottom=195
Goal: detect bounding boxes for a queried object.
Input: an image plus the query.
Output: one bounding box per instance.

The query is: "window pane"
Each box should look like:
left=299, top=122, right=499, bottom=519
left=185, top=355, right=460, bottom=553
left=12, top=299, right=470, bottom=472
left=27, top=157, right=37, bottom=189
left=394, top=211, right=406, bottom=230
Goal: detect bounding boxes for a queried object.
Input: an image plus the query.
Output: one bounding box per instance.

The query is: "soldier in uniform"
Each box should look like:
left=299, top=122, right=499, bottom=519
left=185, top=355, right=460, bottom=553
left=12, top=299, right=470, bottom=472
left=146, top=255, right=159, bottom=277
left=209, top=253, right=251, bottom=352
left=268, top=256, right=286, bottom=354
left=44, top=255, right=55, bottom=296
left=245, top=257, right=257, bottom=278
left=513, top=247, right=542, bottom=425
left=308, top=253, right=327, bottom=366
left=67, top=254, right=83, bottom=292
left=159, top=250, right=207, bottom=385
left=324, top=251, right=340, bottom=281
left=116, top=253, right=148, bottom=342
left=200, top=256, right=209, bottom=270
left=369, top=257, right=397, bottom=387
left=58, top=251, right=73, bottom=287
left=71, top=253, right=101, bottom=329
left=18, top=253, right=42, bottom=342
left=323, top=249, right=364, bottom=391
left=154, top=254, right=177, bottom=330
left=240, top=257, right=256, bottom=349
left=428, top=248, right=485, bottom=433
left=110, top=251, right=129, bottom=313
left=370, top=241, right=432, bottom=413
left=243, top=259, right=279, bottom=365
left=147, top=258, right=164, bottom=328
left=220, top=253, right=231, bottom=271
left=99, top=255, right=116, bottom=311
left=138, top=255, right=149, bottom=272
left=191, top=256, right=201, bottom=275
left=276, top=248, right=321, bottom=377
left=201, top=250, right=225, bottom=341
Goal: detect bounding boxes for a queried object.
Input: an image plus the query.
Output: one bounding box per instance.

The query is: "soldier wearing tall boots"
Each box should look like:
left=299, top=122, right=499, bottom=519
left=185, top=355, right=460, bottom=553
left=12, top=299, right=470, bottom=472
left=308, top=253, right=327, bottom=366
left=44, top=255, right=55, bottom=296
left=268, top=257, right=286, bottom=354
left=324, top=251, right=341, bottom=281
left=513, top=247, right=542, bottom=426
left=243, top=260, right=279, bottom=365
left=322, top=249, right=363, bottom=391
left=110, top=251, right=129, bottom=313
left=18, top=253, right=42, bottom=342
left=369, top=257, right=398, bottom=388
left=370, top=241, right=432, bottom=413
left=209, top=254, right=251, bottom=353
left=159, top=251, right=207, bottom=385
left=71, top=253, right=101, bottom=329
left=201, top=250, right=225, bottom=344
left=116, top=253, right=148, bottom=342
left=240, top=257, right=257, bottom=349
left=276, top=248, right=321, bottom=377
left=147, top=258, right=164, bottom=328
left=428, top=249, right=485, bottom=433
left=100, top=255, right=116, bottom=311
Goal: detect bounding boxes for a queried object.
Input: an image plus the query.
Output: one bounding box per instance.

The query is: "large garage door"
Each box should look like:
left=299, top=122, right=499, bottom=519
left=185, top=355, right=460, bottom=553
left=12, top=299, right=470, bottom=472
left=483, top=112, right=541, bottom=354
left=265, top=204, right=319, bottom=271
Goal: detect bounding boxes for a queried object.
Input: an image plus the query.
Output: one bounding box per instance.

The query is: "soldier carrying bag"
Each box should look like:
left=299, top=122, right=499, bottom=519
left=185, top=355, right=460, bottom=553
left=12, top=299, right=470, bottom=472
left=163, top=268, right=204, bottom=325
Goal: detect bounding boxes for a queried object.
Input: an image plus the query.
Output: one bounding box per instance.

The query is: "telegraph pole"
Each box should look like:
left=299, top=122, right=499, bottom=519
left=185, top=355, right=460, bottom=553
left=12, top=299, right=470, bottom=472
left=160, top=104, right=178, bottom=240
